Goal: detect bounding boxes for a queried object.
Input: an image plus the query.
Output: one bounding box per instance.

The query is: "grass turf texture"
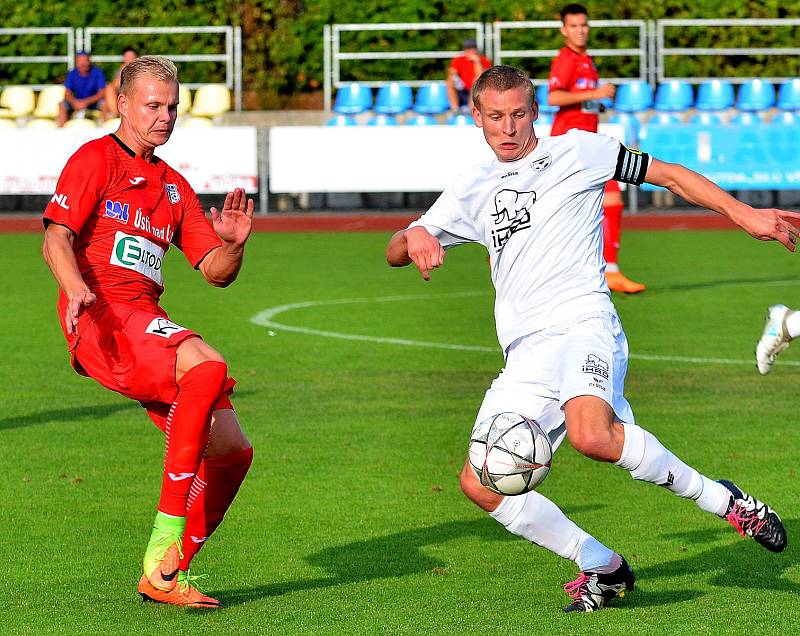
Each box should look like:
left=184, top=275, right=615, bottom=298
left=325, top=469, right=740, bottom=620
left=2, top=229, right=799, bottom=635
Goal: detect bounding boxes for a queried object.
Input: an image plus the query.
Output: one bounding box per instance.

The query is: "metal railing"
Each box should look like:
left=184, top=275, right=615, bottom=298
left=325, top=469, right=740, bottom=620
left=656, top=18, right=800, bottom=84
left=0, top=28, right=75, bottom=90
left=80, top=26, right=242, bottom=110
left=493, top=20, right=652, bottom=85
left=324, top=22, right=492, bottom=111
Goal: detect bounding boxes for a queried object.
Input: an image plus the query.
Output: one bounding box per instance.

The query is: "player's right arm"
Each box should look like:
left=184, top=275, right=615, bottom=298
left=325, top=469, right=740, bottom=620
left=42, top=225, right=96, bottom=335
left=386, top=226, right=445, bottom=281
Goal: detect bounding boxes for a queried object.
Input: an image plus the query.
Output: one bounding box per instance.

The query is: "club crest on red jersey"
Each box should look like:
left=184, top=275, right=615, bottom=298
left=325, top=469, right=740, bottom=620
left=165, top=183, right=180, bottom=204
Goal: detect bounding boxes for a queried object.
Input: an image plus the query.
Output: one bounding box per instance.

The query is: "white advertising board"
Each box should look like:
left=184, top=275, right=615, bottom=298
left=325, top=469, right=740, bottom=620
left=269, top=123, right=625, bottom=193
left=0, top=127, right=258, bottom=195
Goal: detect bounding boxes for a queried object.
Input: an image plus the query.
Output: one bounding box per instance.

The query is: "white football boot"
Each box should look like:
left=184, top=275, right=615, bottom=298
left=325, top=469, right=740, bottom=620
left=755, top=304, right=793, bottom=375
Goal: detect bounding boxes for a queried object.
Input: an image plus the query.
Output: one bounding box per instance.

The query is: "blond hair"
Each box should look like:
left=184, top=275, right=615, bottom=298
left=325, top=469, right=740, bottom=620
left=472, top=65, right=535, bottom=111
left=120, top=55, right=178, bottom=95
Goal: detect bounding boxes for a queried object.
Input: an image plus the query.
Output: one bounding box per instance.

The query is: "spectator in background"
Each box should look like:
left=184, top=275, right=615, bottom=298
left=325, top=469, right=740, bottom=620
left=548, top=3, right=645, bottom=294
left=106, top=47, right=138, bottom=117
left=57, top=51, right=110, bottom=126
left=447, top=38, right=492, bottom=111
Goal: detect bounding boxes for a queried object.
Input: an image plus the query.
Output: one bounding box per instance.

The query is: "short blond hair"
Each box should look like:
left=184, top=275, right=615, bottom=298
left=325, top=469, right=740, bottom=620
left=472, top=65, right=535, bottom=111
left=120, top=55, right=178, bottom=95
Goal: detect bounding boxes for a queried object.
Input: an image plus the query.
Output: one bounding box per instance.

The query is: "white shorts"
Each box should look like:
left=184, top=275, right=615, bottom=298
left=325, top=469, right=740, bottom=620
left=473, top=311, right=635, bottom=455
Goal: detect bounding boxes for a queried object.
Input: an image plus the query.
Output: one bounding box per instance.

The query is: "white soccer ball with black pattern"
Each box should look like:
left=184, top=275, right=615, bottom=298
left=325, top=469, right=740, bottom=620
left=468, top=412, right=552, bottom=495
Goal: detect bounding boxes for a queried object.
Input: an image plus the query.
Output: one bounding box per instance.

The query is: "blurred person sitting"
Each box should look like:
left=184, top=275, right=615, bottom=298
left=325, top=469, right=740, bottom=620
left=447, top=38, right=491, bottom=111
left=57, top=51, right=111, bottom=126
left=106, top=47, right=138, bottom=117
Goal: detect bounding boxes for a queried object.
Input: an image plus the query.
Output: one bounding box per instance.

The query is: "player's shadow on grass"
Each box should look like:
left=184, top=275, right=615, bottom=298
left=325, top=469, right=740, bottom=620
left=221, top=506, right=605, bottom=607
left=648, top=276, right=800, bottom=294
left=0, top=401, right=139, bottom=431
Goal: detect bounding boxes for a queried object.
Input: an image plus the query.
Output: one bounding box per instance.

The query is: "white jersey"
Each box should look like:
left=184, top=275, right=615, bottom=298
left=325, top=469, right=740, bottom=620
left=409, top=128, right=647, bottom=352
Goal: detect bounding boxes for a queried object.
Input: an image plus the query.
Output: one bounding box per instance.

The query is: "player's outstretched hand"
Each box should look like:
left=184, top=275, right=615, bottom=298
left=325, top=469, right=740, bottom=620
left=405, top=226, right=445, bottom=281
left=211, top=187, right=254, bottom=247
left=735, top=207, right=800, bottom=252
left=65, top=289, right=96, bottom=336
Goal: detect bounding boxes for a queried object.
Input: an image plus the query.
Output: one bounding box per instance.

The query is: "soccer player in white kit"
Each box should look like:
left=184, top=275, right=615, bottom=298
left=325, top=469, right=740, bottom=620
left=386, top=66, right=797, bottom=612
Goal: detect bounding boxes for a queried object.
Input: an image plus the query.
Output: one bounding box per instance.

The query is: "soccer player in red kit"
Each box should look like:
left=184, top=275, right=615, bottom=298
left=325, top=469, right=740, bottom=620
left=548, top=3, right=646, bottom=293
left=42, top=56, right=253, bottom=608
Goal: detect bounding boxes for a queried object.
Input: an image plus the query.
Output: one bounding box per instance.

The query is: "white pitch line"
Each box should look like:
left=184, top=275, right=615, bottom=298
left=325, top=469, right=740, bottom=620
left=250, top=293, right=800, bottom=367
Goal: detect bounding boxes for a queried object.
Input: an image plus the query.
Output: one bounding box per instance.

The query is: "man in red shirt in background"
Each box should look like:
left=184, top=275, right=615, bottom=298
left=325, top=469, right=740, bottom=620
left=42, top=56, right=253, bottom=608
left=447, top=38, right=492, bottom=112
left=548, top=3, right=646, bottom=293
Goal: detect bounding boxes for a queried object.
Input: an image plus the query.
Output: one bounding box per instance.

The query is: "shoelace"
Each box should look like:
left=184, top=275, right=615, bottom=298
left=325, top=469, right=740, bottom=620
left=178, top=571, right=210, bottom=593
left=726, top=501, right=768, bottom=539
left=563, top=573, right=590, bottom=599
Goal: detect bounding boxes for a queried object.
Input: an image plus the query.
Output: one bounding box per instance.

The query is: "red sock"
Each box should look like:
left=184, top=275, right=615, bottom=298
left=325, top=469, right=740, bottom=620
left=179, top=446, right=254, bottom=570
left=158, top=361, right=228, bottom=516
left=602, top=202, right=623, bottom=265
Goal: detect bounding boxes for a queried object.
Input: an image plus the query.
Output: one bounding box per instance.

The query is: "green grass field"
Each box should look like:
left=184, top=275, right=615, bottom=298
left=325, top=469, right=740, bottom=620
left=2, top=228, right=799, bottom=635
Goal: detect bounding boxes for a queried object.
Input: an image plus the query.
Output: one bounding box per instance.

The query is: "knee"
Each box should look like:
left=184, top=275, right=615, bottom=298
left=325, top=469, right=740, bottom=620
left=567, top=425, right=620, bottom=462
left=460, top=462, right=503, bottom=512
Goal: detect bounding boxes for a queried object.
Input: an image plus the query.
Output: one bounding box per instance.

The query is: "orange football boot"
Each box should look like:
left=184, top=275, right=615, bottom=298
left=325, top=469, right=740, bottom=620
left=138, top=572, right=222, bottom=609
left=605, top=271, right=646, bottom=294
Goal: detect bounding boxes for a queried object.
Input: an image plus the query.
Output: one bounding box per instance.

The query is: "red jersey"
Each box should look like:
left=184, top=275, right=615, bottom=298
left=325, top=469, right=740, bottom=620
left=548, top=46, right=600, bottom=135
left=450, top=54, right=492, bottom=91
left=43, top=134, right=221, bottom=321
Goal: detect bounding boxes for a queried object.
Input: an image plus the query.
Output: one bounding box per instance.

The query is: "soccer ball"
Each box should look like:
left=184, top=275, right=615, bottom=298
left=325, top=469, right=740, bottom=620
left=468, top=412, right=552, bottom=495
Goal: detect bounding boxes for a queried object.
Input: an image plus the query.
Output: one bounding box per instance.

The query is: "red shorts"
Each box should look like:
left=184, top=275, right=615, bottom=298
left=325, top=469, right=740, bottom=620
left=67, top=302, right=236, bottom=429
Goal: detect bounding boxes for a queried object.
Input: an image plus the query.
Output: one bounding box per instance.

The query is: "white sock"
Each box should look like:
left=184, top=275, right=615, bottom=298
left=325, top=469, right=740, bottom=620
left=606, top=262, right=620, bottom=273
left=785, top=309, right=800, bottom=339
left=490, top=491, right=616, bottom=572
left=616, top=423, right=731, bottom=516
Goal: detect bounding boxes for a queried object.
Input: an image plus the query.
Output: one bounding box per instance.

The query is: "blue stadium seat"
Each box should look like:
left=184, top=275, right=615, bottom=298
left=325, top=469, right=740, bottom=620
left=695, top=80, right=734, bottom=111
left=535, top=111, right=554, bottom=125
left=772, top=110, right=798, bottom=125
left=445, top=113, right=472, bottom=126
left=414, top=82, right=450, bottom=115
left=736, top=79, right=775, bottom=111
left=689, top=112, right=723, bottom=125
left=613, top=81, right=653, bottom=113
left=374, top=82, right=413, bottom=115
left=536, top=84, right=559, bottom=114
left=326, top=114, right=357, bottom=126
left=777, top=79, right=800, bottom=110
left=648, top=112, right=683, bottom=125
left=366, top=114, right=398, bottom=126
left=654, top=80, right=693, bottom=112
left=405, top=114, right=438, bottom=126
left=608, top=113, right=641, bottom=144
left=729, top=111, right=762, bottom=126
left=333, top=83, right=372, bottom=114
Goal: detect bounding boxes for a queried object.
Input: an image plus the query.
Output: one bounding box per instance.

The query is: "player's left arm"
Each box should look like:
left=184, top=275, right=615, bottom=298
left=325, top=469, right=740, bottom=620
left=645, top=158, right=800, bottom=252
left=197, top=187, right=255, bottom=287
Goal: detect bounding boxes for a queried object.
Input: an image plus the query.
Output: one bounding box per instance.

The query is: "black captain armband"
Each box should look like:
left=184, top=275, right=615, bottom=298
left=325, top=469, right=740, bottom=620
left=612, top=145, right=650, bottom=186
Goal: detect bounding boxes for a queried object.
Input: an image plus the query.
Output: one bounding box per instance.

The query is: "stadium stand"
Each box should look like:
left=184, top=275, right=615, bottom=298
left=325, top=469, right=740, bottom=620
left=414, top=83, right=450, bottom=115
left=374, top=82, right=414, bottom=115
left=33, top=85, right=66, bottom=119
left=772, top=110, right=798, bottom=125
left=333, top=82, right=372, bottom=114
left=26, top=118, right=57, bottom=129
left=366, top=114, right=398, bottom=126
left=695, top=79, right=734, bottom=111
left=177, top=85, right=192, bottom=116
left=405, top=114, right=438, bottom=126
left=729, top=111, right=762, bottom=126
left=736, top=79, right=776, bottom=112
left=0, top=86, right=36, bottom=120
left=536, top=111, right=554, bottom=125
left=445, top=113, right=472, bottom=125
left=776, top=79, right=800, bottom=110
left=648, top=112, right=683, bottom=125
left=181, top=116, right=214, bottom=128
left=63, top=117, right=98, bottom=130
left=689, top=112, right=723, bottom=125
left=608, top=112, right=641, bottom=144
left=190, top=84, right=231, bottom=119
left=613, top=80, right=653, bottom=113
left=536, top=84, right=559, bottom=114
left=653, top=80, right=693, bottom=112
left=103, top=117, right=121, bottom=131
left=0, top=118, right=16, bottom=129
left=326, top=114, right=357, bottom=126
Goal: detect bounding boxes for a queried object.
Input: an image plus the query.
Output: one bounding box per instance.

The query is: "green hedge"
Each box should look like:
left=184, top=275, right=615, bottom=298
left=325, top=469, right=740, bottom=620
left=1, top=1, right=798, bottom=108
